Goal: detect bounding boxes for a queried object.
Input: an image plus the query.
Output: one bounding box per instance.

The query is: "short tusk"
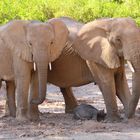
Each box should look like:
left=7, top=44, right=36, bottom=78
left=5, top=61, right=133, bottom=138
left=49, top=63, right=52, bottom=71
left=33, top=62, right=36, bottom=71
left=127, top=61, right=135, bottom=73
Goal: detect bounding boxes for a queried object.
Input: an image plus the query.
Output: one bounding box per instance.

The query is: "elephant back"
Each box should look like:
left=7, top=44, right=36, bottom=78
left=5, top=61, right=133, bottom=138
left=59, top=17, right=84, bottom=46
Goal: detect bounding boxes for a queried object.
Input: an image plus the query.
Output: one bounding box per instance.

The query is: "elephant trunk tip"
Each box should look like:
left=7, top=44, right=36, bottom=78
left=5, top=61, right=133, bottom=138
left=30, top=97, right=46, bottom=105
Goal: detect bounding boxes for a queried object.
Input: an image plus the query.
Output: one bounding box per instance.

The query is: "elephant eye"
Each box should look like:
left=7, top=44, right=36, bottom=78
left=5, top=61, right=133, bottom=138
left=50, top=41, right=53, bottom=45
left=115, top=36, right=122, bottom=49
left=116, top=36, right=121, bottom=42
left=116, top=38, right=120, bottom=42
left=29, top=42, right=32, bottom=46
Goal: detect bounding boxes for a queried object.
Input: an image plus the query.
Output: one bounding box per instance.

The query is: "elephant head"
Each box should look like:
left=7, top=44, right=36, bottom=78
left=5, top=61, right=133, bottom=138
left=73, top=18, right=140, bottom=117
left=73, top=18, right=122, bottom=69
left=0, top=18, right=69, bottom=105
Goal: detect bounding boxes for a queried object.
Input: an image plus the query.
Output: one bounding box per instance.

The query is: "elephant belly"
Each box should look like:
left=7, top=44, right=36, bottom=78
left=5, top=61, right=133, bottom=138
left=48, top=54, right=94, bottom=87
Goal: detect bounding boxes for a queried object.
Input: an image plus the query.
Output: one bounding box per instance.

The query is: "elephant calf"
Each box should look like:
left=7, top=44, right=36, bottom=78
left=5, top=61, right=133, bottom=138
left=0, top=18, right=69, bottom=121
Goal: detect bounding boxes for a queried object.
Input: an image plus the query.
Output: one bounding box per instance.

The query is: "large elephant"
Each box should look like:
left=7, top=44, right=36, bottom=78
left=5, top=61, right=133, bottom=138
left=0, top=18, right=69, bottom=120
left=47, top=17, right=93, bottom=112
left=72, top=18, right=140, bottom=120
left=57, top=17, right=140, bottom=120
left=31, top=17, right=140, bottom=122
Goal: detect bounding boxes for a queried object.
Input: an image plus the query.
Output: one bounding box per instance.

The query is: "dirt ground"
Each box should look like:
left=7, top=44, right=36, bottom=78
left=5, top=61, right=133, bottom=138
left=0, top=66, right=140, bottom=140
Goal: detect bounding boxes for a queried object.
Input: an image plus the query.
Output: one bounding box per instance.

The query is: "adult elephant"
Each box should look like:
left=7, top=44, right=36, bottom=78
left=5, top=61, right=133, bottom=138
left=31, top=17, right=140, bottom=122
left=0, top=18, right=68, bottom=121
left=72, top=18, right=140, bottom=120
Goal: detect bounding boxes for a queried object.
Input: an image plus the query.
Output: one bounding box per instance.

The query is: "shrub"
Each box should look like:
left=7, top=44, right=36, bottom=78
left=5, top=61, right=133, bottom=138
left=0, top=0, right=140, bottom=26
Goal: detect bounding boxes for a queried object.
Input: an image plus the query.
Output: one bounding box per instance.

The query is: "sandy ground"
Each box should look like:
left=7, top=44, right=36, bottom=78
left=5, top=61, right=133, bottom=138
left=0, top=66, right=140, bottom=139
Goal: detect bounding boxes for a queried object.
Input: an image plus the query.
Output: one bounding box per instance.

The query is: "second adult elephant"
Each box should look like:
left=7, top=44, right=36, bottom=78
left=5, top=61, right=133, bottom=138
left=0, top=18, right=68, bottom=120
left=73, top=18, right=140, bottom=120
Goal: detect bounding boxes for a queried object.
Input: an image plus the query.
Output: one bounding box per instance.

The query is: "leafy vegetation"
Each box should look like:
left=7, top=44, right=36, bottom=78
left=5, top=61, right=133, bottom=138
left=0, top=0, right=140, bottom=25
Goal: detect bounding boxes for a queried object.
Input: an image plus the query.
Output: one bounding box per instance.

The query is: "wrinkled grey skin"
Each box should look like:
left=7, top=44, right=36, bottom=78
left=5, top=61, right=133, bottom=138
left=73, top=104, right=106, bottom=121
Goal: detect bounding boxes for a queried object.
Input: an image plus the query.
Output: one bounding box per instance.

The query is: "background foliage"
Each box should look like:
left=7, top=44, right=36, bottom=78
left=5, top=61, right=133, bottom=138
left=0, top=0, right=140, bottom=25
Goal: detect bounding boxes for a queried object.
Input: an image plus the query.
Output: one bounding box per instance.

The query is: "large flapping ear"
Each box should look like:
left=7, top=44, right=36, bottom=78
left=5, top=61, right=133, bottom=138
left=100, top=37, right=120, bottom=68
left=62, top=22, right=84, bottom=56
left=74, top=25, right=120, bottom=69
left=1, top=20, right=33, bottom=62
left=48, top=18, right=69, bottom=62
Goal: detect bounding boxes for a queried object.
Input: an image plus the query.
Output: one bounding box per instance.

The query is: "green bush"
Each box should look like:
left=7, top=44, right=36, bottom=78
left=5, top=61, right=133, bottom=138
left=0, top=0, right=140, bottom=26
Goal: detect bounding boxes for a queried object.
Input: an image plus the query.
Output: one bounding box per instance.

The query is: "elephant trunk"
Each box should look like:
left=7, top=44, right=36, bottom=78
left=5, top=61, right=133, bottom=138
left=128, top=71, right=140, bottom=118
left=123, top=41, right=140, bottom=118
left=31, top=54, right=48, bottom=105
left=128, top=60, right=140, bottom=118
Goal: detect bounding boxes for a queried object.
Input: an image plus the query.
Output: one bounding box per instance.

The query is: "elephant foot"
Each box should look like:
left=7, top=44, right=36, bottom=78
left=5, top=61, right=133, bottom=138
left=60, top=87, right=78, bottom=114
left=65, top=103, right=78, bottom=114
left=4, top=108, right=16, bottom=117
left=126, top=111, right=135, bottom=119
left=4, top=108, right=10, bottom=117
left=4, top=103, right=16, bottom=117
left=65, top=107, right=77, bottom=114
left=27, top=105, right=40, bottom=121
left=4, top=112, right=16, bottom=118
left=65, top=109, right=73, bottom=114
left=16, top=115, right=28, bottom=121
left=16, top=109, right=28, bottom=121
left=27, top=111, right=40, bottom=121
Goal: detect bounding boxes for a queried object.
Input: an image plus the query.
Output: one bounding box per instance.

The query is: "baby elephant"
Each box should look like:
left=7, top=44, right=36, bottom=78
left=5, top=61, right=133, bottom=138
left=73, top=104, right=106, bottom=121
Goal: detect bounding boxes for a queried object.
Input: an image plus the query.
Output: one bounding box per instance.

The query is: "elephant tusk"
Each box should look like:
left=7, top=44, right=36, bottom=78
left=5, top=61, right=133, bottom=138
left=49, top=63, right=52, bottom=71
left=127, top=61, right=135, bottom=73
left=33, top=62, right=36, bottom=71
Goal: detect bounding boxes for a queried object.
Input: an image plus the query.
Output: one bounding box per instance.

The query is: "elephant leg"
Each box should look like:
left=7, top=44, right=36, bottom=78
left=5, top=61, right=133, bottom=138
left=98, top=79, right=120, bottom=122
left=14, top=59, right=32, bottom=121
left=5, top=81, right=16, bottom=117
left=115, top=70, right=131, bottom=117
left=16, top=76, right=30, bottom=121
left=87, top=61, right=120, bottom=122
left=28, top=71, right=39, bottom=121
left=60, top=87, right=78, bottom=113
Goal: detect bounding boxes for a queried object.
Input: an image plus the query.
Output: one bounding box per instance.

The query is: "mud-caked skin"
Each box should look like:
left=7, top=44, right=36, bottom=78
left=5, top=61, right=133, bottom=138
left=73, top=104, right=106, bottom=121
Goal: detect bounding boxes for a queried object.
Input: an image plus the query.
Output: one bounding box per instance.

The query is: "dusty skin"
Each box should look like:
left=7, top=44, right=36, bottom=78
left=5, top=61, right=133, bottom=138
left=0, top=66, right=140, bottom=140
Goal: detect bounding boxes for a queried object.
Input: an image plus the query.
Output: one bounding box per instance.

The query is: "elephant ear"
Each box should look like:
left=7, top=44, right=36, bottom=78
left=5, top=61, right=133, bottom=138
left=1, top=20, right=33, bottom=62
left=48, top=18, right=69, bottom=62
left=100, top=37, right=120, bottom=68
left=74, top=26, right=120, bottom=69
